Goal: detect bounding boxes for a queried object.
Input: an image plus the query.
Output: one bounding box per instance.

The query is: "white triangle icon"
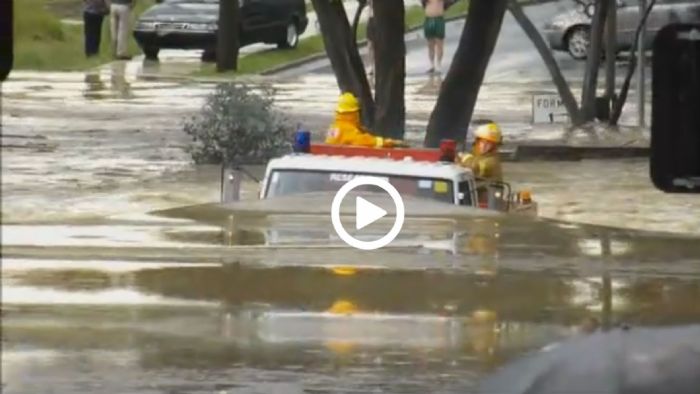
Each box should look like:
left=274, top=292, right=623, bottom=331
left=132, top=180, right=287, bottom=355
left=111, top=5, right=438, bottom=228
left=355, top=197, right=388, bottom=230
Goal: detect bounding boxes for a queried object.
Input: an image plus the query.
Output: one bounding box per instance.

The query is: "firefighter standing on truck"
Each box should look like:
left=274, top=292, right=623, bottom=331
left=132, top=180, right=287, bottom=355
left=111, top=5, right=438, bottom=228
left=326, top=92, right=404, bottom=148
left=458, top=122, right=503, bottom=183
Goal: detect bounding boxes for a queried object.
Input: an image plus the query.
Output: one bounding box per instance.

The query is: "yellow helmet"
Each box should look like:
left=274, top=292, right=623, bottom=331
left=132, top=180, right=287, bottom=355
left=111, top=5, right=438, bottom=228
left=474, top=122, right=503, bottom=144
left=337, top=92, right=360, bottom=113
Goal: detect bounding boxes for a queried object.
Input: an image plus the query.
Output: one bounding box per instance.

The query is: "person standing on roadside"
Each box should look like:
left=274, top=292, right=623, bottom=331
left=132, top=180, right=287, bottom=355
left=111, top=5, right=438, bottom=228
left=83, top=0, right=109, bottom=57
left=110, top=0, right=134, bottom=60
left=422, top=0, right=445, bottom=74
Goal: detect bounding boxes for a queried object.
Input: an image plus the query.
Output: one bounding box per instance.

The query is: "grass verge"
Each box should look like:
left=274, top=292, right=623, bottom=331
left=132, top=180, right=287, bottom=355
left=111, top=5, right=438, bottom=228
left=14, top=0, right=155, bottom=71
left=195, top=0, right=470, bottom=77
left=14, top=0, right=469, bottom=73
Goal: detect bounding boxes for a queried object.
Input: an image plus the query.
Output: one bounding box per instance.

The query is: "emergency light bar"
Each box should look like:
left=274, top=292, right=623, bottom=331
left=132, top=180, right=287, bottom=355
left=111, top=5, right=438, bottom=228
left=292, top=131, right=457, bottom=163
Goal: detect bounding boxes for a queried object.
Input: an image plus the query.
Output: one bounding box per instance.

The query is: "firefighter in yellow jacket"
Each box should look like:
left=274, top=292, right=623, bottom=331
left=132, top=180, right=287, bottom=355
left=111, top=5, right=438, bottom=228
left=325, top=92, right=403, bottom=148
left=458, top=122, right=504, bottom=182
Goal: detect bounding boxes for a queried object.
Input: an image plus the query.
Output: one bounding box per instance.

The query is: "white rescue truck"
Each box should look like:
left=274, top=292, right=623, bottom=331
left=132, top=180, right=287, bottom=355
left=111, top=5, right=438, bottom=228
left=222, top=134, right=537, bottom=216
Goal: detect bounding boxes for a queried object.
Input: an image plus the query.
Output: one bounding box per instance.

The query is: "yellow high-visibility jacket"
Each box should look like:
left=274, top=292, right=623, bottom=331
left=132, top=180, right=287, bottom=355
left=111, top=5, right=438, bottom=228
left=459, top=151, right=503, bottom=183
left=325, top=112, right=397, bottom=148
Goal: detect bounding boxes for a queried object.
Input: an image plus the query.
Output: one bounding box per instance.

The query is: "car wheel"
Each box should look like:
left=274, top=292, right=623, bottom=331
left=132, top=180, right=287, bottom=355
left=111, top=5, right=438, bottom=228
left=143, top=46, right=160, bottom=61
left=566, top=26, right=590, bottom=60
left=278, top=21, right=299, bottom=49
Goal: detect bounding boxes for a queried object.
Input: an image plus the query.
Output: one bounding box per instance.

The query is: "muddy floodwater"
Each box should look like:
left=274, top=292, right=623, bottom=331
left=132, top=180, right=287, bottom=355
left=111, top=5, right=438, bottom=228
left=2, top=72, right=700, bottom=393
left=3, top=159, right=700, bottom=393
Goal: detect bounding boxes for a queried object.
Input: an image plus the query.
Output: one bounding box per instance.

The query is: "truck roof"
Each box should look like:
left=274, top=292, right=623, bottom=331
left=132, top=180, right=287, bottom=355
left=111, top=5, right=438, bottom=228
left=266, top=154, right=473, bottom=180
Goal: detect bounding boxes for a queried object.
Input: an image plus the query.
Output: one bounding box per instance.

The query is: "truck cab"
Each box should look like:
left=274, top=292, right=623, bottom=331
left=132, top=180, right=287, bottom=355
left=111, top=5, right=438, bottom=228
left=260, top=154, right=479, bottom=207
left=222, top=140, right=536, bottom=216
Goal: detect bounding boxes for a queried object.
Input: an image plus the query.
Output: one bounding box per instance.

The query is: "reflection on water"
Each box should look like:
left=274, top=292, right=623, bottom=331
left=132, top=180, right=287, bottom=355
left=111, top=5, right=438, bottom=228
left=110, top=61, right=132, bottom=99
left=2, top=253, right=700, bottom=393
left=82, top=72, right=106, bottom=100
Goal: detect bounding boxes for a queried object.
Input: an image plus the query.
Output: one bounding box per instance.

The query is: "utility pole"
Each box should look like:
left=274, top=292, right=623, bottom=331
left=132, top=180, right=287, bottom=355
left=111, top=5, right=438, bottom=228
left=605, top=0, right=617, bottom=116
left=637, top=0, right=647, bottom=127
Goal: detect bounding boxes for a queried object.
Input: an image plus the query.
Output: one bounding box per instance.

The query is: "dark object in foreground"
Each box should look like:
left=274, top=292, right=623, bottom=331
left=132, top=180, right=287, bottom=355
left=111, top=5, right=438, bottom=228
left=478, top=324, right=700, bottom=394
left=650, top=24, right=700, bottom=193
left=0, top=0, right=12, bottom=81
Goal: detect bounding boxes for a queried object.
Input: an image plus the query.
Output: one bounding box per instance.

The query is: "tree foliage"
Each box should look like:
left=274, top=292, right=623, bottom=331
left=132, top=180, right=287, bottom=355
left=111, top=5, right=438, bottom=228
left=184, top=83, right=292, bottom=165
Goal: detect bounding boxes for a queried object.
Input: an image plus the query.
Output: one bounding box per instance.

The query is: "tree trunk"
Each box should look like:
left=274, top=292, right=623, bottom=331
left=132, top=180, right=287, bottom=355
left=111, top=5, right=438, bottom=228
left=312, top=0, right=375, bottom=128
left=580, top=0, right=610, bottom=121
left=424, top=0, right=508, bottom=148
left=604, top=0, right=617, bottom=118
left=610, top=0, right=656, bottom=125
left=217, top=0, right=240, bottom=72
left=508, top=1, right=583, bottom=126
left=373, top=0, right=406, bottom=139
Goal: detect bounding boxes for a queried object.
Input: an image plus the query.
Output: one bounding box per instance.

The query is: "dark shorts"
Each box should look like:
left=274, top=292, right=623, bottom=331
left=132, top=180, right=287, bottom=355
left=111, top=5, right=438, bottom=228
left=424, top=16, right=445, bottom=40
left=367, top=17, right=376, bottom=42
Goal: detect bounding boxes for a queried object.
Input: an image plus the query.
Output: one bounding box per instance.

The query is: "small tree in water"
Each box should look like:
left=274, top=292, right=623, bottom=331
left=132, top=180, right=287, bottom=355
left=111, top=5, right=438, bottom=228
left=184, top=83, right=292, bottom=165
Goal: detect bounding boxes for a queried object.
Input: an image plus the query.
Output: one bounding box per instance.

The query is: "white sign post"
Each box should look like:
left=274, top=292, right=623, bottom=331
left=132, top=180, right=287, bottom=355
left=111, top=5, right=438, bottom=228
left=532, top=94, right=569, bottom=124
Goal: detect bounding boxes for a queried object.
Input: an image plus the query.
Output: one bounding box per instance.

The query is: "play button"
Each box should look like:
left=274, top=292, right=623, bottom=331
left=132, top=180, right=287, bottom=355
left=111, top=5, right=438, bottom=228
left=331, top=176, right=405, bottom=250
left=355, top=196, right=387, bottom=230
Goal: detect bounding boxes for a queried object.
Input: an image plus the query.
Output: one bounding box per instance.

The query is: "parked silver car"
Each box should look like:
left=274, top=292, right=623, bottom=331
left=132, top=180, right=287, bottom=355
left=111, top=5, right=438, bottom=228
left=543, top=0, right=700, bottom=60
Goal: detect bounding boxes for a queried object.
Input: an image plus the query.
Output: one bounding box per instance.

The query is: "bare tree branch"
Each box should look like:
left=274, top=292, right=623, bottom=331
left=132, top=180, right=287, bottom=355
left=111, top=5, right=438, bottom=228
left=580, top=0, right=610, bottom=121
left=609, top=0, right=657, bottom=125
left=352, top=0, right=368, bottom=53
left=312, top=0, right=375, bottom=128
left=508, top=0, right=583, bottom=125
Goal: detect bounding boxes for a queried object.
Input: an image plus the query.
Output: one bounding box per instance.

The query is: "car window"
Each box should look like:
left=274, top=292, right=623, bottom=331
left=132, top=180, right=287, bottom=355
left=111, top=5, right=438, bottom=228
left=266, top=170, right=455, bottom=204
left=458, top=181, right=472, bottom=206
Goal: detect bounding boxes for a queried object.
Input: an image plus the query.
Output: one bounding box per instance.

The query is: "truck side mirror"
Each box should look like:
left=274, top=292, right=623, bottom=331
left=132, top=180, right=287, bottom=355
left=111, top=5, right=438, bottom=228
left=458, top=192, right=467, bottom=205
left=650, top=24, right=700, bottom=193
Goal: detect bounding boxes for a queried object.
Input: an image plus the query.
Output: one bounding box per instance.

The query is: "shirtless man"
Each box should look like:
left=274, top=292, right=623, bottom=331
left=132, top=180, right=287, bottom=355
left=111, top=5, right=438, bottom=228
left=423, top=0, right=445, bottom=74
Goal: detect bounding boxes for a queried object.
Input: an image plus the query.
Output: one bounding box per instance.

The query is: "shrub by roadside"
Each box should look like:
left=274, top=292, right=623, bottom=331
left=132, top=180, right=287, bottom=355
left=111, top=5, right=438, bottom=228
left=183, top=83, right=293, bottom=165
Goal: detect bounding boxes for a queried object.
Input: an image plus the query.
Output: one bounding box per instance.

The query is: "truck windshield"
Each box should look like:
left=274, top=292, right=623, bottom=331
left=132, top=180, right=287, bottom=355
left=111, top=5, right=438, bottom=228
left=265, top=170, right=455, bottom=204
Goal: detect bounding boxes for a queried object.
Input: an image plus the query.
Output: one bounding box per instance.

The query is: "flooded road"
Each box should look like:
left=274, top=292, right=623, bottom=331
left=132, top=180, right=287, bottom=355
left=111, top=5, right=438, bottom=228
left=3, top=242, right=700, bottom=393
left=2, top=68, right=700, bottom=392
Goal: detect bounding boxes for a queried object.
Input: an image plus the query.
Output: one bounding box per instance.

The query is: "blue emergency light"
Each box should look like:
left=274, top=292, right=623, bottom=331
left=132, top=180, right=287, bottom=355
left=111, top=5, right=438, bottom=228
left=293, top=130, right=311, bottom=153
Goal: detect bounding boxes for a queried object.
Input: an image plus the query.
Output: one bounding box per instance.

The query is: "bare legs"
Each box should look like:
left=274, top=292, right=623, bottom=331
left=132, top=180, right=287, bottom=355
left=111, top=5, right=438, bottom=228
left=427, top=39, right=436, bottom=73
left=427, top=38, right=444, bottom=74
